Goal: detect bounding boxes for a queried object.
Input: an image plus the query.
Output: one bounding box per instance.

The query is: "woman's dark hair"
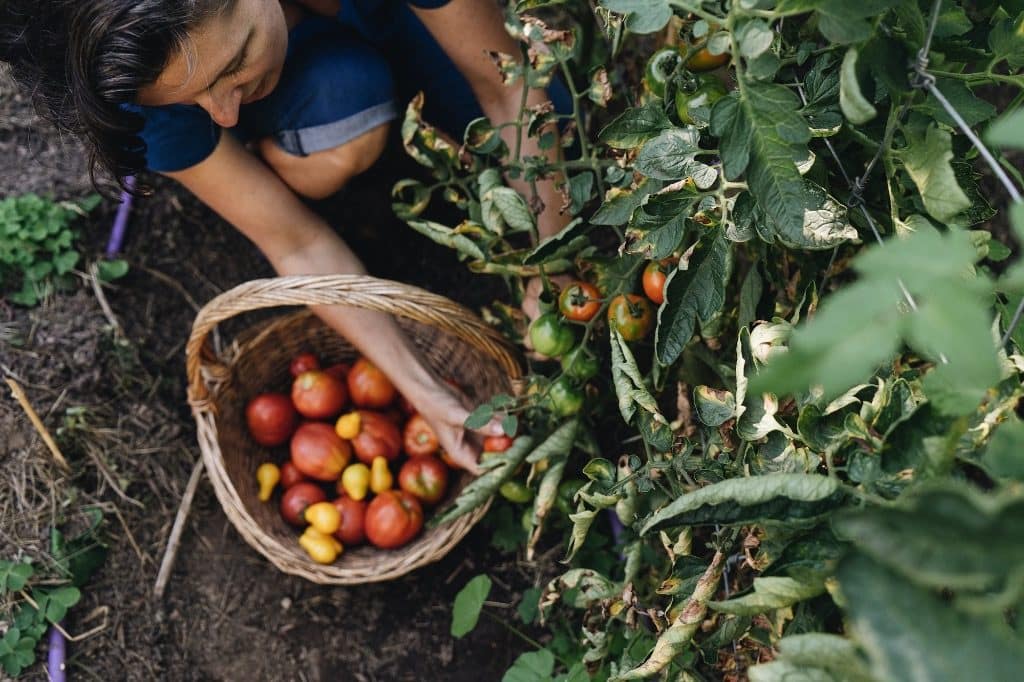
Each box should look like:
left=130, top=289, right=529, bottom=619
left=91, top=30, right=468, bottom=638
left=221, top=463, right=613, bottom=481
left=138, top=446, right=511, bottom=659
left=0, top=0, right=234, bottom=191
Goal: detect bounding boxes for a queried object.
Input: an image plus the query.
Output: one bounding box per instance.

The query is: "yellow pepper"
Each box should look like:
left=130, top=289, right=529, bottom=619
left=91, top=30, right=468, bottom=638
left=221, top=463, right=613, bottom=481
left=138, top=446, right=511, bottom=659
left=370, top=456, right=393, bottom=494
left=256, top=462, right=280, bottom=502
left=340, top=462, right=371, bottom=501
left=335, top=411, right=361, bottom=440
left=304, top=501, right=341, bottom=535
left=299, top=527, right=343, bottom=564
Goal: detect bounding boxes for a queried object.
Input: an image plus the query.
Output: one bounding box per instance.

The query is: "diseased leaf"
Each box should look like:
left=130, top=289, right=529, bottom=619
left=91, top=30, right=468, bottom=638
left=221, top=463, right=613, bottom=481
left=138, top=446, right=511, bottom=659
left=431, top=437, right=535, bottom=526
left=709, top=575, right=826, bottom=615
left=641, top=474, right=846, bottom=534
left=898, top=124, right=971, bottom=223
left=525, top=218, right=589, bottom=265
left=599, top=102, right=673, bottom=149
left=406, top=219, right=486, bottom=261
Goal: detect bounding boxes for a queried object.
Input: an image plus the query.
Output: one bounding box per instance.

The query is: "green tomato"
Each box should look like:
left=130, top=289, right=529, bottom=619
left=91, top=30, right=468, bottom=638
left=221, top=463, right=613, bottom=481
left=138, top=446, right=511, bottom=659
left=529, top=313, right=575, bottom=358
left=560, top=346, right=599, bottom=381
left=674, top=74, right=728, bottom=125
left=644, top=48, right=682, bottom=98
left=545, top=377, right=584, bottom=417
left=500, top=480, right=534, bottom=503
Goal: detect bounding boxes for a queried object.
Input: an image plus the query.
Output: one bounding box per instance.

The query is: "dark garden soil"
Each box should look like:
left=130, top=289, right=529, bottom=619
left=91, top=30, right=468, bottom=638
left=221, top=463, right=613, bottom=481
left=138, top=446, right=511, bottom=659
left=1, top=75, right=547, bottom=681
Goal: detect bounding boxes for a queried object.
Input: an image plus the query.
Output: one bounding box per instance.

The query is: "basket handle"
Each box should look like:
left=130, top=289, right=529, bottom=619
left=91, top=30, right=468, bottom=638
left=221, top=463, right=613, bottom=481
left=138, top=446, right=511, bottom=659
left=186, top=274, right=523, bottom=406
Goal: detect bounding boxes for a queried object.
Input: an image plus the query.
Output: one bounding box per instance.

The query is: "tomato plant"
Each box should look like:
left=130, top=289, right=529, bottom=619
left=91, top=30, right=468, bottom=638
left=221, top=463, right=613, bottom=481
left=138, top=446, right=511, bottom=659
left=394, top=2, right=1024, bottom=680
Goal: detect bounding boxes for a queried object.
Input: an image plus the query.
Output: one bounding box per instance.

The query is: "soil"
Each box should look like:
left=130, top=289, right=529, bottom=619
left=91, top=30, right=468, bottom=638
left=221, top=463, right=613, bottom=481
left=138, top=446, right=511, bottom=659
left=0, top=74, right=543, bottom=681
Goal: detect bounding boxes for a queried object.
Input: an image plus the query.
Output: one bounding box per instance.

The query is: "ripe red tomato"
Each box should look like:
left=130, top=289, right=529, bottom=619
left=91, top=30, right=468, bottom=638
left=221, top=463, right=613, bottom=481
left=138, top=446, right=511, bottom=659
left=347, top=358, right=396, bottom=408
left=280, top=461, right=306, bottom=489
left=289, top=352, right=320, bottom=378
left=291, top=370, right=348, bottom=420
left=403, top=414, right=439, bottom=457
left=398, top=457, right=449, bottom=505
left=245, top=393, right=298, bottom=447
left=350, top=410, right=402, bottom=464
left=607, top=294, right=655, bottom=341
left=332, top=495, right=367, bottom=546
left=365, top=490, right=424, bottom=549
left=483, top=435, right=514, bottom=452
left=642, top=261, right=670, bottom=305
left=324, top=362, right=351, bottom=382
left=280, top=482, right=326, bottom=527
left=290, top=422, right=352, bottom=481
left=558, top=282, right=601, bottom=322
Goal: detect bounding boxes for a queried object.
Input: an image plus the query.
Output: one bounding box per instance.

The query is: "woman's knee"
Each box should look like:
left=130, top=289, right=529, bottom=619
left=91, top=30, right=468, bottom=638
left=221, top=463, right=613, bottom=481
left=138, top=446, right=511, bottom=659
left=258, top=123, right=390, bottom=200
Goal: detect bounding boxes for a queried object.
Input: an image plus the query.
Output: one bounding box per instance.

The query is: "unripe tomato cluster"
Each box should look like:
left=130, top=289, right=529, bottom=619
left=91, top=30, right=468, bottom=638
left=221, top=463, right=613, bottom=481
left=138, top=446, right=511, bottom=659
left=246, top=353, right=458, bottom=564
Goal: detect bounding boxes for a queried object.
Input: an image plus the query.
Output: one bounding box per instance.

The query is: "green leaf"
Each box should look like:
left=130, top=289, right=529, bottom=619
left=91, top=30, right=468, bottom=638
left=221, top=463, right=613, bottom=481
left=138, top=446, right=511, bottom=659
left=0, top=561, right=33, bottom=592
left=405, top=219, right=486, bottom=261
left=635, top=128, right=718, bottom=187
left=503, top=649, right=556, bottom=682
left=712, top=82, right=811, bottom=240
left=502, top=414, right=519, bottom=438
left=839, top=48, right=876, bottom=125
left=525, top=218, right=588, bottom=265
left=465, top=403, right=494, bottom=430
left=987, top=109, right=1024, bottom=150
left=709, top=575, right=826, bottom=615
left=898, top=123, right=971, bottom=222
left=518, top=586, right=542, bottom=624
left=917, top=79, right=996, bottom=128
left=834, top=484, right=1024, bottom=597
left=735, top=18, right=774, bottom=59
left=774, top=0, right=902, bottom=44
left=451, top=574, right=493, bottom=638
left=990, top=12, right=1024, bottom=69
left=655, top=231, right=730, bottom=366
left=641, top=474, right=846, bottom=534
left=600, top=0, right=671, bottom=34
left=97, top=258, right=129, bottom=282
left=599, top=102, right=673, bottom=149
left=981, top=418, right=1024, bottom=481
left=567, top=172, right=595, bottom=215
left=838, top=555, right=1024, bottom=681
left=749, top=634, right=873, bottom=682
left=624, top=180, right=700, bottom=259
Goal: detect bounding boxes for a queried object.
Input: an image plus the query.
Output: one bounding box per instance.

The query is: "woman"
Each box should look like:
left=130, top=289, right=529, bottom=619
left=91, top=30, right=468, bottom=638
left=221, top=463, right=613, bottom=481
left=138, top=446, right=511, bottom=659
left=0, top=0, right=572, bottom=470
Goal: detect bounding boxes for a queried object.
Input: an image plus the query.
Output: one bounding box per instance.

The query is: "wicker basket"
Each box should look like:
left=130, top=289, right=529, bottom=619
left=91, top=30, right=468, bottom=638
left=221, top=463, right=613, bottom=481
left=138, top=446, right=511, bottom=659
left=185, top=275, right=522, bottom=584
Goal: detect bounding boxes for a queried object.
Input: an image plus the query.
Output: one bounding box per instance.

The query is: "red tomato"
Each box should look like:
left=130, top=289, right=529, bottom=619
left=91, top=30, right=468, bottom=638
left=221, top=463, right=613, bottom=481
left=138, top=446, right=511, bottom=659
left=607, top=294, right=655, bottom=341
left=403, top=414, right=439, bottom=457
left=558, top=282, right=601, bottom=322
left=280, top=461, right=306, bottom=489
left=347, top=358, right=397, bottom=408
left=324, top=362, right=351, bottom=382
left=332, top=495, right=367, bottom=546
left=350, top=410, right=402, bottom=464
left=642, top=261, right=670, bottom=305
left=365, top=490, right=424, bottom=549
left=483, top=435, right=514, bottom=452
left=398, top=457, right=449, bottom=506
left=280, top=482, right=326, bottom=527
left=290, top=422, right=351, bottom=481
left=245, top=393, right=298, bottom=447
left=440, top=451, right=460, bottom=469
left=289, top=352, right=321, bottom=378
left=291, top=370, right=348, bottom=420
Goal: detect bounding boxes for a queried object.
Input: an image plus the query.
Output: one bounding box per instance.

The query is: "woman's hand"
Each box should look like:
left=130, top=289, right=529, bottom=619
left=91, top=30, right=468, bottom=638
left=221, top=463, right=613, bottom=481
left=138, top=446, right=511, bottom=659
left=403, top=379, right=504, bottom=476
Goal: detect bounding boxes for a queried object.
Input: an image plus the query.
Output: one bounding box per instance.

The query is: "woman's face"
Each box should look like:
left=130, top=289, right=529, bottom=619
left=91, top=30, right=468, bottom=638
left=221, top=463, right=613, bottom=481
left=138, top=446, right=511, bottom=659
left=136, top=0, right=289, bottom=127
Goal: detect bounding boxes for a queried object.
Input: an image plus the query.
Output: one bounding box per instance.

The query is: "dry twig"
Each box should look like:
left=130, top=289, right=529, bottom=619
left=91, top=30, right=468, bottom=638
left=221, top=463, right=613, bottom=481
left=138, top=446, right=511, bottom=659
left=154, top=456, right=205, bottom=599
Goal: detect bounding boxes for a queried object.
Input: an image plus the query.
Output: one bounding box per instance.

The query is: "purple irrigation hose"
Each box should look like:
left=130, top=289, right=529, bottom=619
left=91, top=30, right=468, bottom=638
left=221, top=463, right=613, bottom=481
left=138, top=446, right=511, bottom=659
left=47, top=624, right=66, bottom=682
left=104, top=175, right=136, bottom=257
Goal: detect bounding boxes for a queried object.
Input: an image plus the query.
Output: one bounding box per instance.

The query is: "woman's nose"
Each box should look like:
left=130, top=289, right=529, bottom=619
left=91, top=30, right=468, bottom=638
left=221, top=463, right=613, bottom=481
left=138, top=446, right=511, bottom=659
left=199, top=88, right=242, bottom=128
